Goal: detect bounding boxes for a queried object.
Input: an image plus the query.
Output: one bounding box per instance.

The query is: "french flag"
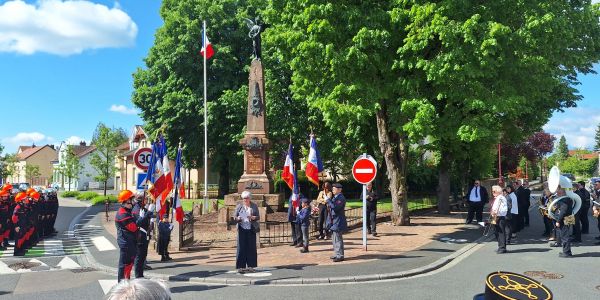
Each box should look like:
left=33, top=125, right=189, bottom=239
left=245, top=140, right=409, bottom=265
left=159, top=138, right=173, bottom=210
left=281, top=144, right=300, bottom=210
left=305, top=134, right=324, bottom=187
left=172, top=147, right=185, bottom=223
left=200, top=28, right=214, bottom=59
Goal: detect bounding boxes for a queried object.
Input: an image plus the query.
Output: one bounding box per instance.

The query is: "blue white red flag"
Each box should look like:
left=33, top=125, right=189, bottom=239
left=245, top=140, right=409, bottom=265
left=200, top=28, right=214, bottom=59
left=305, top=134, right=324, bottom=186
left=172, top=146, right=185, bottom=223
left=281, top=144, right=300, bottom=211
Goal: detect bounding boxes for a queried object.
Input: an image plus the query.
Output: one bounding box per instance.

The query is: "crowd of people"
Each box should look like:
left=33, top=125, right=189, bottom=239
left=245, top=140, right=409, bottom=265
left=0, top=183, right=59, bottom=256
left=487, top=177, right=600, bottom=257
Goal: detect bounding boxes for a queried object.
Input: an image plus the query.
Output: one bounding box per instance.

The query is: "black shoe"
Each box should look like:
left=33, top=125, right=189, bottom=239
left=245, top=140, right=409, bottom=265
left=465, top=220, right=472, bottom=225
left=160, top=256, right=167, bottom=262
left=595, top=236, right=600, bottom=240
left=496, top=249, right=507, bottom=254
left=144, top=265, right=152, bottom=270
left=559, top=252, right=572, bottom=258
left=549, top=242, right=562, bottom=247
left=372, top=232, right=378, bottom=237
left=300, top=247, right=309, bottom=253
left=367, top=230, right=372, bottom=235
left=333, top=257, right=344, bottom=262
left=166, top=256, right=173, bottom=261
left=290, top=242, right=297, bottom=246
left=330, top=255, right=337, bottom=259
left=316, top=235, right=323, bottom=240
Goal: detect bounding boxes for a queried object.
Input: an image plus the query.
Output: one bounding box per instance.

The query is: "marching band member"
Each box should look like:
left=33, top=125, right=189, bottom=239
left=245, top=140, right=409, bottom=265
left=490, top=185, right=509, bottom=254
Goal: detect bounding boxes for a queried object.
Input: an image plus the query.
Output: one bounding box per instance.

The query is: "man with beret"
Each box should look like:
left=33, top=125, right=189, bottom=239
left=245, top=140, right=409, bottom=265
left=326, top=183, right=347, bottom=262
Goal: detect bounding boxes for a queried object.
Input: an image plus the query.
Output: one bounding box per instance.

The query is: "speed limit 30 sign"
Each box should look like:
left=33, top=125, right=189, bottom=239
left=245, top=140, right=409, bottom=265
left=134, top=147, right=152, bottom=171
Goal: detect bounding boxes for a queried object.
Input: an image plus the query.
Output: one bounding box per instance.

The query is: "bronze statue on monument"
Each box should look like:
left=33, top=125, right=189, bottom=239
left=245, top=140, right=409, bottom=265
left=222, top=16, right=283, bottom=222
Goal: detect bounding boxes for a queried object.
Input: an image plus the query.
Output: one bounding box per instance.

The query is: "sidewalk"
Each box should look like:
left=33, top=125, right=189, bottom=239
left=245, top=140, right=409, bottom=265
left=76, top=204, right=490, bottom=285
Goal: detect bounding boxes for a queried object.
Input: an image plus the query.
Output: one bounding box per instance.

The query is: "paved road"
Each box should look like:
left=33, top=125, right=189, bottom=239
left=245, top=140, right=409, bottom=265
left=2, top=194, right=600, bottom=299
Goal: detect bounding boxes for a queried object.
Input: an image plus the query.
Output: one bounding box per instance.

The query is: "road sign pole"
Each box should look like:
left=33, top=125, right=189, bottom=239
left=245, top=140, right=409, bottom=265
left=363, top=182, right=367, bottom=251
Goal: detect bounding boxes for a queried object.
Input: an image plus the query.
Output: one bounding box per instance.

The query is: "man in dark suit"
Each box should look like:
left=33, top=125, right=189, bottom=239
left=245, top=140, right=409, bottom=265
left=465, top=180, right=489, bottom=226
left=515, top=181, right=530, bottom=231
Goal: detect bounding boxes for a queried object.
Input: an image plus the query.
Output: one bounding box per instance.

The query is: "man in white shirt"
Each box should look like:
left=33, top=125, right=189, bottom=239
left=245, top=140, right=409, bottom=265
left=465, top=180, right=489, bottom=226
left=491, top=185, right=509, bottom=253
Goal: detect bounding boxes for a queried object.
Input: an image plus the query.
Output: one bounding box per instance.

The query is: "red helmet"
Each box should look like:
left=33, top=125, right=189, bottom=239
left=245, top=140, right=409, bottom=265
left=118, top=190, right=135, bottom=203
left=15, top=192, right=27, bottom=202
left=0, top=190, right=9, bottom=197
left=31, top=191, right=41, bottom=201
left=26, top=188, right=35, bottom=196
left=1, top=183, right=12, bottom=192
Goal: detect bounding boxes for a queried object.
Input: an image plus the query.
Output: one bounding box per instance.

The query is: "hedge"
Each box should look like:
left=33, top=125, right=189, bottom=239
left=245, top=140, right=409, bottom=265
left=61, top=191, right=80, bottom=198
left=76, top=191, right=99, bottom=200
left=90, top=195, right=118, bottom=206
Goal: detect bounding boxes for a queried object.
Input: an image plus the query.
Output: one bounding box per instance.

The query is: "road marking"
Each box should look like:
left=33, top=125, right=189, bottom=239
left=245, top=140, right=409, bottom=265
left=91, top=236, right=116, bottom=252
left=0, top=261, right=16, bottom=274
left=98, top=279, right=117, bottom=295
left=44, top=239, right=65, bottom=256
left=355, top=169, right=374, bottom=174
left=57, top=256, right=81, bottom=269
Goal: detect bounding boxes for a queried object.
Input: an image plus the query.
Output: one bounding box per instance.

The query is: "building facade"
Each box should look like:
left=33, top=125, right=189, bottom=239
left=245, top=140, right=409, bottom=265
left=10, top=144, right=57, bottom=186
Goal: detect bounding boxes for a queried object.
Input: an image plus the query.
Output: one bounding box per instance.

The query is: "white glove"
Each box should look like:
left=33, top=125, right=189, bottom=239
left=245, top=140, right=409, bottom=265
left=169, top=224, right=174, bottom=231
left=148, top=203, right=156, bottom=213
left=139, top=210, right=146, bottom=219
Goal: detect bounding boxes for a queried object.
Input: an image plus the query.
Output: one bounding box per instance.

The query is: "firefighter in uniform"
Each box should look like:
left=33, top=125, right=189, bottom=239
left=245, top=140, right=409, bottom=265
left=115, top=190, right=153, bottom=282
left=12, top=192, right=28, bottom=256
left=132, top=192, right=155, bottom=278
left=0, top=187, right=11, bottom=250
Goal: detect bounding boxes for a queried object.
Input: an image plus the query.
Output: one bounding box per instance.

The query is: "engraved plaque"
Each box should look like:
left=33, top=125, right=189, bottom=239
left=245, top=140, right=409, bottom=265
left=247, top=152, right=263, bottom=174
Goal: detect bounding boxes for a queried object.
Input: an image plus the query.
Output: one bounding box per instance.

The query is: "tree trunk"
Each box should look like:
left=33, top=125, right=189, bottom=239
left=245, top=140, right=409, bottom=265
left=375, top=107, right=410, bottom=226
left=218, top=158, right=230, bottom=198
left=437, top=150, right=451, bottom=214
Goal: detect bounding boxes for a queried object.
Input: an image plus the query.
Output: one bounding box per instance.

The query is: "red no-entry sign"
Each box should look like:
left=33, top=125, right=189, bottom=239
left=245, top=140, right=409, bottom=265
left=134, top=147, right=152, bottom=171
left=352, top=155, right=377, bottom=184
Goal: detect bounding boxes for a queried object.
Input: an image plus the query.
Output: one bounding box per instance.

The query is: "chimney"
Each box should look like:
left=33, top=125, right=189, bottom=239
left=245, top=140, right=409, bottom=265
left=80, top=141, right=87, bottom=146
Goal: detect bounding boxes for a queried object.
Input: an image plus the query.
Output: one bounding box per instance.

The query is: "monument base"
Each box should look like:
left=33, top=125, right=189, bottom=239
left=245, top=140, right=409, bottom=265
left=223, top=192, right=284, bottom=213
left=237, top=173, right=273, bottom=195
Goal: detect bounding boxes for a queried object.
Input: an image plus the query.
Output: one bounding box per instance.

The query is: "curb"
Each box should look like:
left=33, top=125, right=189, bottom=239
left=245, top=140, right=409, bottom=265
left=76, top=206, right=493, bottom=285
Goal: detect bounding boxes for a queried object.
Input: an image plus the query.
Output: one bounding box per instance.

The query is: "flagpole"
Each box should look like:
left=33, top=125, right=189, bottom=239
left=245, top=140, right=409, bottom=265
left=203, top=20, right=208, bottom=213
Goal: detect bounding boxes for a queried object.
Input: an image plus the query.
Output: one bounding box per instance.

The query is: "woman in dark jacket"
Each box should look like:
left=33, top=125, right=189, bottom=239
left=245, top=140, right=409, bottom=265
left=235, top=190, right=260, bottom=273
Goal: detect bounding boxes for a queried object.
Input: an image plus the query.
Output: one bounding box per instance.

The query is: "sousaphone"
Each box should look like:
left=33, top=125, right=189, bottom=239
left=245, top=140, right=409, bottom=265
left=547, top=166, right=581, bottom=220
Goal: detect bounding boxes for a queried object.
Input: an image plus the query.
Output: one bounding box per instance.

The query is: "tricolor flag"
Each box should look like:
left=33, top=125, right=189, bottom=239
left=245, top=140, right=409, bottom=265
left=281, top=144, right=300, bottom=211
left=160, top=138, right=174, bottom=204
left=305, top=134, right=324, bottom=187
left=148, top=136, right=170, bottom=217
left=172, top=146, right=185, bottom=223
left=200, top=28, right=214, bottom=59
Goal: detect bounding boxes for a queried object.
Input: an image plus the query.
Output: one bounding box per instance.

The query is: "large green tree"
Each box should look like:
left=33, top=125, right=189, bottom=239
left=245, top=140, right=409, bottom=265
left=90, top=123, right=129, bottom=196
left=594, top=123, right=600, bottom=152
left=132, top=0, right=271, bottom=197
left=61, top=145, right=84, bottom=191
left=556, top=135, right=569, bottom=161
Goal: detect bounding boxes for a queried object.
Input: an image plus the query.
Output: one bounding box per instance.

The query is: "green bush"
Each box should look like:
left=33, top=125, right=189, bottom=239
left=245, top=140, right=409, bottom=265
left=61, top=191, right=80, bottom=198
left=76, top=191, right=100, bottom=200
left=90, top=195, right=118, bottom=206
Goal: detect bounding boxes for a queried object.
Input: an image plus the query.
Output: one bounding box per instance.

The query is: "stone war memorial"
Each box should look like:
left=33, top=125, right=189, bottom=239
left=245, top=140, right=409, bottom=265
left=221, top=17, right=284, bottom=224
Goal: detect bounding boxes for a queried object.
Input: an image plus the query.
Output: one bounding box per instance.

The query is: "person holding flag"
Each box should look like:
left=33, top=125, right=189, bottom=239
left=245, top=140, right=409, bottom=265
left=282, top=143, right=302, bottom=247
left=172, top=143, right=186, bottom=224
left=305, top=134, right=329, bottom=239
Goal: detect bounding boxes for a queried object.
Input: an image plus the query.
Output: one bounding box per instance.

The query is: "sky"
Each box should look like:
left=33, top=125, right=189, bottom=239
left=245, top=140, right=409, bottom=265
left=0, top=0, right=599, bottom=155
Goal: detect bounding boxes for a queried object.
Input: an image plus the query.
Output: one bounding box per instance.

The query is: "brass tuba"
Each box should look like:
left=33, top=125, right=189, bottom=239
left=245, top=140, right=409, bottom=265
left=547, top=166, right=581, bottom=221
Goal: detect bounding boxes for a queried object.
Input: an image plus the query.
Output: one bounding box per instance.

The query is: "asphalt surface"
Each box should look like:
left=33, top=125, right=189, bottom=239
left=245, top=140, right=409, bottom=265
left=2, top=193, right=600, bottom=299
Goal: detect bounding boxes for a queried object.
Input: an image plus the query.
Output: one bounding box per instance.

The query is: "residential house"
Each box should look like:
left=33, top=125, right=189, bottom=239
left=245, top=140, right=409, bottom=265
left=10, top=144, right=57, bottom=186
left=52, top=141, right=111, bottom=191
left=114, top=125, right=219, bottom=198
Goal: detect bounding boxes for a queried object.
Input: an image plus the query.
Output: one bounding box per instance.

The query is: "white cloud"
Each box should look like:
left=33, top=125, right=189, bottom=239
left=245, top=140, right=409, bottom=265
left=109, top=104, right=138, bottom=115
left=1, top=132, right=55, bottom=152
left=544, top=106, right=600, bottom=150
left=0, top=0, right=137, bottom=56
left=64, top=135, right=88, bottom=146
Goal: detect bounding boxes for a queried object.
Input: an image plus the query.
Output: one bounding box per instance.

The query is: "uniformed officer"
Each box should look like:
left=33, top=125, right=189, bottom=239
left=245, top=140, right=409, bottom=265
left=0, top=188, right=11, bottom=250
left=12, top=192, right=28, bottom=256
left=132, top=192, right=155, bottom=278
left=30, top=191, right=42, bottom=246
left=326, top=183, right=347, bottom=262
left=115, top=190, right=153, bottom=282
left=47, top=189, right=59, bottom=236
left=550, top=186, right=574, bottom=258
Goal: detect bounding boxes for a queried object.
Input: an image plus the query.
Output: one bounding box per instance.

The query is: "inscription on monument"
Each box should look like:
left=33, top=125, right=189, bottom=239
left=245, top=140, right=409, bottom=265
left=244, top=136, right=263, bottom=150
left=245, top=181, right=263, bottom=190
left=247, top=152, right=263, bottom=174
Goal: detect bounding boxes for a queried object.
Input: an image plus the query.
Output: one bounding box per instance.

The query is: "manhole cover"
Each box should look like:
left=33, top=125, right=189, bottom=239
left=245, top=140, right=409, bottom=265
left=524, top=271, right=563, bottom=280
left=8, top=262, right=41, bottom=271
left=70, top=267, right=97, bottom=273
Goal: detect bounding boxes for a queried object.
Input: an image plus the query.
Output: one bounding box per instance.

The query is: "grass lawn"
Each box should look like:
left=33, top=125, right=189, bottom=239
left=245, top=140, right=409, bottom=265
left=180, top=197, right=437, bottom=213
